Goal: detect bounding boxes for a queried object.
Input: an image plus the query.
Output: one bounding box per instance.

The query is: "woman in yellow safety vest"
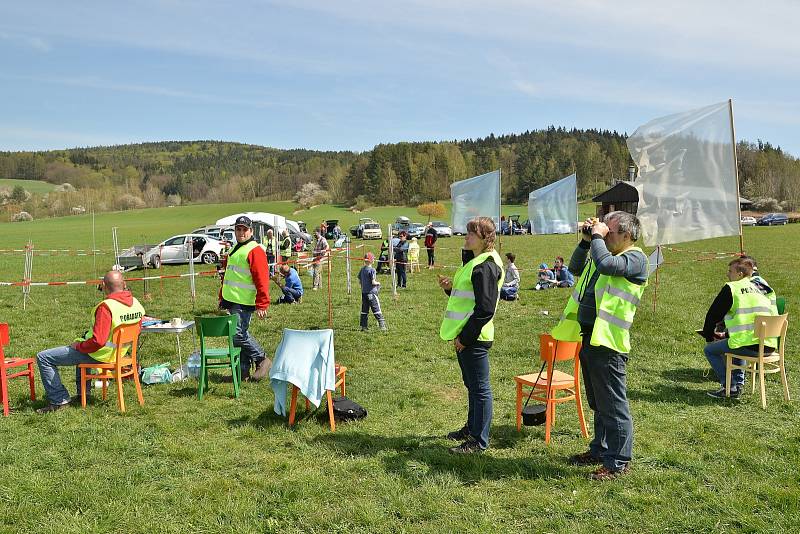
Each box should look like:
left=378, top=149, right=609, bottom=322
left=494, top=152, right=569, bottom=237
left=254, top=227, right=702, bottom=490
left=438, top=217, right=504, bottom=454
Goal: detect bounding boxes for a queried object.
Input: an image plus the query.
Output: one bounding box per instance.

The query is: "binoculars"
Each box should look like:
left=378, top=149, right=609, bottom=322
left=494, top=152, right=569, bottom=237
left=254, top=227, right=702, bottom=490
left=581, top=217, right=600, bottom=236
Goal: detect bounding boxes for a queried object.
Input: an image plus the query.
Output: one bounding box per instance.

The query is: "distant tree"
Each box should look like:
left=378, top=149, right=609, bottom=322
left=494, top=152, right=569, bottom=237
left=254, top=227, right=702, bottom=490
left=294, top=182, right=330, bottom=209
left=12, top=211, right=33, bottom=222
left=417, top=201, right=446, bottom=222
left=10, top=185, right=27, bottom=203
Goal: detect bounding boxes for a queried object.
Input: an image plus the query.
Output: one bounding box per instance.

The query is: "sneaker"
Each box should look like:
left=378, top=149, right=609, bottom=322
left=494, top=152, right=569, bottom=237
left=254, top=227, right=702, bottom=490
left=251, top=358, right=272, bottom=381
left=591, top=464, right=630, bottom=481
left=360, top=327, right=368, bottom=332
left=707, top=386, right=741, bottom=399
left=569, top=450, right=603, bottom=466
left=448, top=437, right=485, bottom=455
left=446, top=425, right=470, bottom=441
left=379, top=325, right=388, bottom=332
left=36, top=402, right=70, bottom=414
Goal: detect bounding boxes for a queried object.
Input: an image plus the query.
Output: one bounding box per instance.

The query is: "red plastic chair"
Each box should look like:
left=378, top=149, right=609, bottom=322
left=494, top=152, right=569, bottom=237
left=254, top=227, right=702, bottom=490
left=0, top=323, right=37, bottom=416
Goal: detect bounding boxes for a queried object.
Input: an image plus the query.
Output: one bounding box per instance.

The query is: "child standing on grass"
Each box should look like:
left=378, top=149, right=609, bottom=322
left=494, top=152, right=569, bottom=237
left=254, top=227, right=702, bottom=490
left=358, top=252, right=387, bottom=331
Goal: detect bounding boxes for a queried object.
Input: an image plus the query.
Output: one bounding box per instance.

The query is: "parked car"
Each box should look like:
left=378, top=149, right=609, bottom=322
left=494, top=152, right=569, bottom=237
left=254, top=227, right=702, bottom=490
left=391, top=216, right=412, bottom=236
left=143, top=234, right=225, bottom=268
left=431, top=221, right=452, bottom=237
left=324, top=219, right=343, bottom=240
left=350, top=217, right=378, bottom=238
left=740, top=216, right=757, bottom=226
left=407, top=223, right=426, bottom=239
left=361, top=222, right=382, bottom=240
left=757, top=213, right=788, bottom=226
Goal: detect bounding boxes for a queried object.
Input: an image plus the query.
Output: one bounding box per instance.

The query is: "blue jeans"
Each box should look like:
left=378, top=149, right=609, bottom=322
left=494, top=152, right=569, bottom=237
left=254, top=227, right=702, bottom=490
left=500, top=285, right=518, bottom=300
left=36, top=345, right=99, bottom=405
left=704, top=339, right=758, bottom=388
left=278, top=286, right=302, bottom=304
left=396, top=264, right=406, bottom=288
left=226, top=303, right=265, bottom=377
left=580, top=335, right=633, bottom=472
left=456, top=344, right=493, bottom=449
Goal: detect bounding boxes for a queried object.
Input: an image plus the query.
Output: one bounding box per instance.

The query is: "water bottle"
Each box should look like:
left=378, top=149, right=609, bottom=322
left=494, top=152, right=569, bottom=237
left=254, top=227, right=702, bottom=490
left=187, top=352, right=201, bottom=378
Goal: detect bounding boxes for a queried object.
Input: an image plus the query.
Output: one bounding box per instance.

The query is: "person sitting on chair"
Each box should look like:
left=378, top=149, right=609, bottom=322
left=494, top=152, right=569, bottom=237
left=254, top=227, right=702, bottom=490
left=35, top=270, right=145, bottom=413
left=701, top=257, right=778, bottom=399
left=272, top=264, right=304, bottom=304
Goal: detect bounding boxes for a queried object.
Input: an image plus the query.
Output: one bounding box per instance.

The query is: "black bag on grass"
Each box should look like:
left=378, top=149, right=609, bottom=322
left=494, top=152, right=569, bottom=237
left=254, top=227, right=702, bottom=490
left=332, top=396, right=367, bottom=421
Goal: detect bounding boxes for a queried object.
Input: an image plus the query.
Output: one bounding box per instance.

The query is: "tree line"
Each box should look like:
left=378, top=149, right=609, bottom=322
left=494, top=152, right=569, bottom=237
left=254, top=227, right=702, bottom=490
left=1, top=129, right=798, bottom=220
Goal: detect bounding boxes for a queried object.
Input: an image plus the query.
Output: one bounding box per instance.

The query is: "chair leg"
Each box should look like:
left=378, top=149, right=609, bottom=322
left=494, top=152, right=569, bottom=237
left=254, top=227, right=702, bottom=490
left=80, top=368, right=88, bottom=408
left=724, top=355, right=732, bottom=397
left=198, top=359, right=206, bottom=400
left=759, top=362, right=767, bottom=410
left=544, top=399, right=552, bottom=444
left=780, top=360, right=791, bottom=401
left=116, top=376, right=126, bottom=412
left=575, top=386, right=589, bottom=438
left=327, top=390, right=336, bottom=432
left=1, top=366, right=9, bottom=417
left=231, top=357, right=240, bottom=399
left=102, top=378, right=108, bottom=401
left=341, top=373, right=346, bottom=397
left=133, top=369, right=145, bottom=406
left=305, top=398, right=310, bottom=410
left=751, top=363, right=757, bottom=394
left=515, top=382, right=522, bottom=432
left=288, top=386, right=299, bottom=426
left=27, top=362, right=36, bottom=401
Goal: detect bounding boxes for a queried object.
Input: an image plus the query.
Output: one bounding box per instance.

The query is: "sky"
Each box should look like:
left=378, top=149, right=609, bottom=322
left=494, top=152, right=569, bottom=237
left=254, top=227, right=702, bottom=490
left=1, top=1, right=799, bottom=157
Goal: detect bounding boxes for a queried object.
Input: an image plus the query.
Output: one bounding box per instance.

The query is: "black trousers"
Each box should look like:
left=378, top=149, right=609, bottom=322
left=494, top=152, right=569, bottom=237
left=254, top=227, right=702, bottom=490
left=426, top=247, right=435, bottom=266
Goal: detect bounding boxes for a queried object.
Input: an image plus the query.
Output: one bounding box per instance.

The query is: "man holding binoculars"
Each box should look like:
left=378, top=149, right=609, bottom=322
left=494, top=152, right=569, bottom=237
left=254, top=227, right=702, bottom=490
left=551, top=211, right=648, bottom=480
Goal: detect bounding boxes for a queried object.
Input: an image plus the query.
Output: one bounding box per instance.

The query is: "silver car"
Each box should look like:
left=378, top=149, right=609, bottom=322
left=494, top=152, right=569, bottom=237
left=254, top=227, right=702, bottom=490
left=144, top=234, right=225, bottom=268
left=431, top=221, right=453, bottom=237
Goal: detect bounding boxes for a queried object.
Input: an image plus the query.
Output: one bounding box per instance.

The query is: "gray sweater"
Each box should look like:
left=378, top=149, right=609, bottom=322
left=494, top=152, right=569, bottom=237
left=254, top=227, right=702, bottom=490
left=568, top=236, right=648, bottom=333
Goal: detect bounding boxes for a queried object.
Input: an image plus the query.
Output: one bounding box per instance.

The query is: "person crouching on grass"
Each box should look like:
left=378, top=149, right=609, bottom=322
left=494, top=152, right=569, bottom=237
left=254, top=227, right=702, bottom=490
left=358, top=252, right=386, bottom=331
left=438, top=217, right=503, bottom=454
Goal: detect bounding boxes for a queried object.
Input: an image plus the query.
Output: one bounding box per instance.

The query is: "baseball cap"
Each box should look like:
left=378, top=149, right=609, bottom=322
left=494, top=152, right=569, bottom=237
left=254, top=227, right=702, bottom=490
left=365, top=252, right=375, bottom=262
left=234, top=215, right=252, bottom=228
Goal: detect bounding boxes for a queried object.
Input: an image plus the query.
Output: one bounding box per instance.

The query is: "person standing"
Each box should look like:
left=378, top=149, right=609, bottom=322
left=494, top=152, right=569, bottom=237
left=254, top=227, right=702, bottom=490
left=311, top=229, right=329, bottom=291
left=438, top=217, right=503, bottom=454
left=394, top=231, right=409, bottom=288
left=358, top=252, right=387, bottom=331
left=35, top=270, right=145, bottom=413
left=278, top=228, right=292, bottom=265
left=552, top=211, right=648, bottom=480
left=263, top=228, right=276, bottom=276
left=424, top=223, right=438, bottom=269
left=220, top=215, right=271, bottom=382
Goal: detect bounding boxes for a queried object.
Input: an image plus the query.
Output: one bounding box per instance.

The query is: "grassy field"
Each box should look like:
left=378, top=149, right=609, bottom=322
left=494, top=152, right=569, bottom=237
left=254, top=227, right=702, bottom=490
left=0, top=179, right=56, bottom=194
left=0, top=202, right=798, bottom=533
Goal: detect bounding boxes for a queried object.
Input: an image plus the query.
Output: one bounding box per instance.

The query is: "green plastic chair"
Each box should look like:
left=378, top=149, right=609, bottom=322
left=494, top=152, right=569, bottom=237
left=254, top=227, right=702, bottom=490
left=195, top=315, right=241, bottom=399
left=777, top=296, right=785, bottom=315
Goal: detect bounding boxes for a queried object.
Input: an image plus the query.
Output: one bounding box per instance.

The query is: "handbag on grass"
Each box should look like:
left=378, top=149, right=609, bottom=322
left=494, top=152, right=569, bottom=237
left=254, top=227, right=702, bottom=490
left=521, top=360, right=549, bottom=426
left=332, top=396, right=367, bottom=421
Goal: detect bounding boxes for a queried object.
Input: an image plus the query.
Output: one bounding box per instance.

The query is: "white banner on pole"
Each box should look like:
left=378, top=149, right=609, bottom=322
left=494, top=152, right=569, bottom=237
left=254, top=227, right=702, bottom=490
left=627, top=101, right=740, bottom=246
left=527, top=173, right=577, bottom=235
left=450, top=170, right=501, bottom=234
left=647, top=247, right=664, bottom=274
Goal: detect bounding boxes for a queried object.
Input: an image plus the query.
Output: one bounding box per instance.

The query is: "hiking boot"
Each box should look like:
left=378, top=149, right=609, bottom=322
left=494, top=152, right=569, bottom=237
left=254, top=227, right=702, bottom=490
left=590, top=464, right=630, bottom=481
left=569, top=450, right=603, bottom=466
left=36, top=402, right=70, bottom=414
left=707, top=386, right=741, bottom=399
left=446, top=425, right=470, bottom=441
left=448, top=437, right=485, bottom=455
left=251, top=358, right=272, bottom=381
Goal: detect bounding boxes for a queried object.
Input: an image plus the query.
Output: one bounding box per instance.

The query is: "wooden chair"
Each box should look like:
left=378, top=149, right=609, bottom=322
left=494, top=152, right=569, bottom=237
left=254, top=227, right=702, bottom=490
left=195, top=315, right=241, bottom=400
left=514, top=333, right=588, bottom=444
left=0, top=323, right=37, bottom=416
left=288, top=364, right=347, bottom=431
left=78, top=323, right=144, bottom=412
left=725, top=314, right=790, bottom=409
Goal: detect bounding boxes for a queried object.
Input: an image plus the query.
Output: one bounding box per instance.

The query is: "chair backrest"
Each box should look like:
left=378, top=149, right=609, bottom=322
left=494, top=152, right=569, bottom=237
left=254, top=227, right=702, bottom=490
left=754, top=314, right=788, bottom=343
left=539, top=333, right=580, bottom=363
left=0, top=323, right=8, bottom=348
left=196, top=315, right=238, bottom=354
left=112, top=322, right=141, bottom=367
left=776, top=296, right=786, bottom=315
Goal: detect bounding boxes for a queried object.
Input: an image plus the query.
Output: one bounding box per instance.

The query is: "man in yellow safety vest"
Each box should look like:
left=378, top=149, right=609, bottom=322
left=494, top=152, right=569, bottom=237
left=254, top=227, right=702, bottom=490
left=700, top=257, right=777, bottom=399
left=552, top=211, right=648, bottom=480
left=35, top=270, right=145, bottom=413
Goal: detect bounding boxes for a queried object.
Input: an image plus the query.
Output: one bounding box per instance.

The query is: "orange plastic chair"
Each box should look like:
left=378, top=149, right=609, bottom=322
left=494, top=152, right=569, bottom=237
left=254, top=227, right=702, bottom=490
left=514, top=333, right=588, bottom=444
left=78, top=323, right=144, bottom=412
left=725, top=314, right=790, bottom=409
left=0, top=323, right=37, bottom=416
left=288, top=365, right=347, bottom=431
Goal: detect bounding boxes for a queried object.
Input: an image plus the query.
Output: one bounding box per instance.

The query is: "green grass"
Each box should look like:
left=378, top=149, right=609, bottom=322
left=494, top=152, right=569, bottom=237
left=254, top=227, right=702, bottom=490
left=0, top=178, right=56, bottom=194
left=0, top=205, right=798, bottom=533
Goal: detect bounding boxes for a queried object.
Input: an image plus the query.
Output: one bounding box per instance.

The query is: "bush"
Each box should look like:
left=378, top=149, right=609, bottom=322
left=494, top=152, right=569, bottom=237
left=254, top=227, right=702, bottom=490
left=166, top=194, right=182, bottom=206
left=352, top=195, right=372, bottom=212
left=294, top=182, right=331, bottom=209
left=117, top=194, right=146, bottom=210
left=417, top=201, right=446, bottom=221
left=55, top=183, right=76, bottom=192
left=12, top=211, right=33, bottom=222
left=752, top=197, right=781, bottom=212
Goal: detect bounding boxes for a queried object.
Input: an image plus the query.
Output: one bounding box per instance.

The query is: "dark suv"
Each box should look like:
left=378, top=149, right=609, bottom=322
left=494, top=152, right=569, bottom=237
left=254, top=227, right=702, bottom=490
left=757, top=213, right=788, bottom=226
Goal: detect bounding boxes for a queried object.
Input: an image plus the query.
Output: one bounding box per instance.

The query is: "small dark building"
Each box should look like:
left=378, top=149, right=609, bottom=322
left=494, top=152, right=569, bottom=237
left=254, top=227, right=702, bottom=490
left=739, top=197, right=753, bottom=211
left=591, top=181, right=638, bottom=219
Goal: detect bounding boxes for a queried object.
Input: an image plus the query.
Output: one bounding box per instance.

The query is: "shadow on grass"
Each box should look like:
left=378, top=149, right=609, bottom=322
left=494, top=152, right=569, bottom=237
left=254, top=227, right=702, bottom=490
left=227, top=408, right=288, bottom=430
left=310, top=426, right=575, bottom=483
left=629, top=382, right=736, bottom=407
left=661, top=367, right=714, bottom=384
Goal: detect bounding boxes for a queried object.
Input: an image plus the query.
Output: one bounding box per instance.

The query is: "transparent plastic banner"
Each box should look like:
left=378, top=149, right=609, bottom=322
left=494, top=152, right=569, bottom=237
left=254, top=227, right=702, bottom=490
left=627, top=101, right=739, bottom=246
left=527, top=173, right=577, bottom=235
left=450, top=170, right=501, bottom=234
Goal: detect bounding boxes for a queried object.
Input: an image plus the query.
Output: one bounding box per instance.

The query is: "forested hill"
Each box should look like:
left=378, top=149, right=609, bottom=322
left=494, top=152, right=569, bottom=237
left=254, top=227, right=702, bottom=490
left=1, top=128, right=798, bottom=217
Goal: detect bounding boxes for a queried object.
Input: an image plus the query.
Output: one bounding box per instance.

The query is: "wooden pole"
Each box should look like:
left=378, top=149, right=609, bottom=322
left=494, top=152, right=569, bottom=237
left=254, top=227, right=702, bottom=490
left=729, top=98, right=745, bottom=255
left=327, top=249, right=333, bottom=328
